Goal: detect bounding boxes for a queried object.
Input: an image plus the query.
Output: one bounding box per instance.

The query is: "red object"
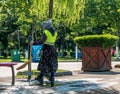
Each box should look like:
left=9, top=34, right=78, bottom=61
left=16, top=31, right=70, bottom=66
left=111, top=49, right=115, bottom=56
left=0, top=63, right=17, bottom=67
left=0, top=62, right=17, bottom=85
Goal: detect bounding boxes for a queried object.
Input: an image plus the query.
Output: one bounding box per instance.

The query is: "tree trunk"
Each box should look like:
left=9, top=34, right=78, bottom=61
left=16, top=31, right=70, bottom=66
left=49, top=0, right=53, bottom=19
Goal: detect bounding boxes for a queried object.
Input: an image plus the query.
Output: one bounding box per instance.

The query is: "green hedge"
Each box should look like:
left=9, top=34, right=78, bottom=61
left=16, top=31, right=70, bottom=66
left=74, top=34, right=119, bottom=48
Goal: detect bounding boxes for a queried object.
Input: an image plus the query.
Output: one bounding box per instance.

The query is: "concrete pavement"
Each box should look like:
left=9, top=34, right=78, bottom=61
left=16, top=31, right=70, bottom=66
left=0, top=61, right=82, bottom=77
left=0, top=61, right=120, bottom=77
left=1, top=61, right=120, bottom=94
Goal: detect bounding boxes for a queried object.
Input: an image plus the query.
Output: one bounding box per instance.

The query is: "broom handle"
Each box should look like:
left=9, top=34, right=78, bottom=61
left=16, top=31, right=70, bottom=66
left=27, top=30, right=34, bottom=81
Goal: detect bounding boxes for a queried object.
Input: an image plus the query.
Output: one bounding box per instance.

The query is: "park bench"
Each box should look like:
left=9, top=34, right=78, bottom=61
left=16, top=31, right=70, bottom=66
left=0, top=62, right=17, bottom=85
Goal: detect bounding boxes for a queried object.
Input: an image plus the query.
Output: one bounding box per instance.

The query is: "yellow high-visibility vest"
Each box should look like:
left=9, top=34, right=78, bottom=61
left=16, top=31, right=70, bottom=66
left=44, top=30, right=57, bottom=45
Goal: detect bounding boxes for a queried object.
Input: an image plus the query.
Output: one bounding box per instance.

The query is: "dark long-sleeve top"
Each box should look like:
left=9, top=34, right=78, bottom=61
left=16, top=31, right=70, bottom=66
left=33, top=33, right=47, bottom=45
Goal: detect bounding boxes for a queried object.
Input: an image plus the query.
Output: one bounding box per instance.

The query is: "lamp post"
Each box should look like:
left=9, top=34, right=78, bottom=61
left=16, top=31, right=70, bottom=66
left=17, top=29, right=20, bottom=53
left=116, top=31, right=119, bottom=59
left=75, top=43, right=78, bottom=61
left=18, top=30, right=20, bottom=52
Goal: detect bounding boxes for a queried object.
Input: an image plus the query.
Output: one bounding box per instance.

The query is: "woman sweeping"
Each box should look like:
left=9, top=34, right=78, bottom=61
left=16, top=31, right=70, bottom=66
left=30, top=20, right=58, bottom=87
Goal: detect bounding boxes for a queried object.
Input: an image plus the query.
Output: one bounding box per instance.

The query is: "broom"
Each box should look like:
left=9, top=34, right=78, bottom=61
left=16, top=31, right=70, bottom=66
left=16, top=32, right=34, bottom=70
left=16, top=58, right=32, bottom=70
left=114, top=64, right=120, bottom=68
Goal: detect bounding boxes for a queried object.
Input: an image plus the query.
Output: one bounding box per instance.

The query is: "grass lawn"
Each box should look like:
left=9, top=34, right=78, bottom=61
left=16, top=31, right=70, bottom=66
left=0, top=55, right=118, bottom=63
left=16, top=69, right=69, bottom=79
left=0, top=56, right=82, bottom=62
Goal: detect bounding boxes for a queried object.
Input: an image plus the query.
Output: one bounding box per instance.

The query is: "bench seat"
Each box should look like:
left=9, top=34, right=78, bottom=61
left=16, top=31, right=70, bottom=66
left=0, top=63, right=17, bottom=85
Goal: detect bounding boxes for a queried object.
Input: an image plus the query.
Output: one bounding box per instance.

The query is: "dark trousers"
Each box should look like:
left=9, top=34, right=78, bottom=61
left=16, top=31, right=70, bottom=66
left=36, top=71, right=55, bottom=86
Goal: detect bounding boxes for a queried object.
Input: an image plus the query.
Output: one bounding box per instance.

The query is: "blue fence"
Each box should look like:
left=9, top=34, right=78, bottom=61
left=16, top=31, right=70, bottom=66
left=71, top=52, right=82, bottom=58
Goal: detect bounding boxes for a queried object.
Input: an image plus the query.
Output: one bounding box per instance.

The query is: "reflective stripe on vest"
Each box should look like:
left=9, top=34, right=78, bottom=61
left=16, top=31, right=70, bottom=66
left=44, top=30, right=57, bottom=45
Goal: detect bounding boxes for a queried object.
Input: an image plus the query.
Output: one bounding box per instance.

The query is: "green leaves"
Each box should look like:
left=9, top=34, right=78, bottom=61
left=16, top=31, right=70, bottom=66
left=74, top=34, right=119, bottom=48
left=53, top=0, right=85, bottom=26
left=73, top=0, right=120, bottom=36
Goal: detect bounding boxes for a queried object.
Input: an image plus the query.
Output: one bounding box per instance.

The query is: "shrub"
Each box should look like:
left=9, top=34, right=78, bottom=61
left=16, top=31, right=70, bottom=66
left=74, top=34, right=119, bottom=48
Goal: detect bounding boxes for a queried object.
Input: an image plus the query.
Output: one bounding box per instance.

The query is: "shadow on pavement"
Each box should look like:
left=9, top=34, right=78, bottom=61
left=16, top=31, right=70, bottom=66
left=74, top=88, right=120, bottom=94
left=0, top=79, right=120, bottom=94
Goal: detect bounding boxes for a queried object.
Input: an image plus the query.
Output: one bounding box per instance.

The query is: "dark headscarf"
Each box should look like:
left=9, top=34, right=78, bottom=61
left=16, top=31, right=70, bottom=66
left=41, top=20, right=55, bottom=33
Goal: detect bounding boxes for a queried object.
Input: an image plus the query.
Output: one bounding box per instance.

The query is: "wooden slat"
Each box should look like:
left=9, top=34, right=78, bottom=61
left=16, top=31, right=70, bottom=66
left=81, top=47, right=111, bottom=72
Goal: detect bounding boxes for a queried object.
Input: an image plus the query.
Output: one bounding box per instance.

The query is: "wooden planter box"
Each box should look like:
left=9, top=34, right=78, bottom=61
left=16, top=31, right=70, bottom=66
left=81, top=47, right=112, bottom=72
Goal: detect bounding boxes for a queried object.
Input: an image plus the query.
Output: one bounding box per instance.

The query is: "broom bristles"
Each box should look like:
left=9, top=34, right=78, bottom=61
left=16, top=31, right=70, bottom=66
left=114, top=64, right=120, bottom=68
left=16, top=60, right=31, bottom=70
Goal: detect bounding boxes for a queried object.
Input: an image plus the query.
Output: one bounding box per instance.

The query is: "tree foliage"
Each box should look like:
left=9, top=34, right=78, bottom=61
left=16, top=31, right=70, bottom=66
left=73, top=0, right=120, bottom=36
left=0, top=0, right=85, bottom=56
left=1, top=0, right=120, bottom=57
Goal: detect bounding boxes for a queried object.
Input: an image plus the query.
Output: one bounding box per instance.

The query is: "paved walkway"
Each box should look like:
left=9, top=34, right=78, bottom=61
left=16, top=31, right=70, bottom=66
left=0, top=61, right=120, bottom=94
left=0, top=61, right=120, bottom=77
left=0, top=61, right=82, bottom=77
